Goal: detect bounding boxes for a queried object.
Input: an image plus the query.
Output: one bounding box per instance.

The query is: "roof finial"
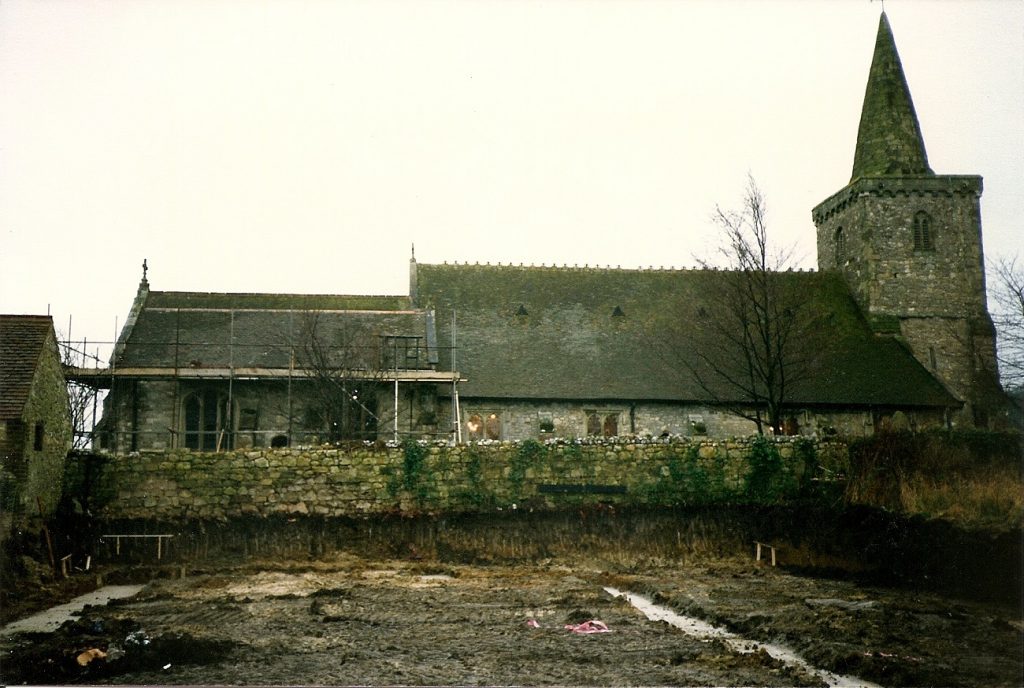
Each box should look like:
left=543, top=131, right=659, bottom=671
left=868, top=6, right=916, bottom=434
left=142, top=258, right=149, bottom=283
left=411, top=243, right=416, bottom=262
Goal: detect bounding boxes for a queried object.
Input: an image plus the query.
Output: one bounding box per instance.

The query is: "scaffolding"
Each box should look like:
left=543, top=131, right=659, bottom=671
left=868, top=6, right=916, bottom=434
left=62, top=308, right=464, bottom=452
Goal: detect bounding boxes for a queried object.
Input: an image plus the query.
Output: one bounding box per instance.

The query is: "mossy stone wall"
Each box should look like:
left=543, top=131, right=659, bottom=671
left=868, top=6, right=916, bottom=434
left=66, top=438, right=847, bottom=521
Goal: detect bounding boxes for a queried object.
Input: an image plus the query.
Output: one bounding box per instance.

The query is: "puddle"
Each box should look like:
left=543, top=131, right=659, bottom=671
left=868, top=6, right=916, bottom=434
left=2, top=585, right=145, bottom=636
left=605, top=587, right=881, bottom=688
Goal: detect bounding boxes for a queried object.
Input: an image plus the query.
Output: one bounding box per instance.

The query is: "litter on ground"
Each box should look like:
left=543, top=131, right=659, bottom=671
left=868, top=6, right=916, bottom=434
left=564, top=620, right=611, bottom=634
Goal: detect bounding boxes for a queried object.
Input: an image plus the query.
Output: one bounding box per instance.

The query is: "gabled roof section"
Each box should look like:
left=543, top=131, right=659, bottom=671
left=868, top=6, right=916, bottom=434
left=416, top=262, right=956, bottom=408
left=851, top=13, right=933, bottom=180
left=0, top=315, right=57, bottom=420
left=114, top=291, right=431, bottom=370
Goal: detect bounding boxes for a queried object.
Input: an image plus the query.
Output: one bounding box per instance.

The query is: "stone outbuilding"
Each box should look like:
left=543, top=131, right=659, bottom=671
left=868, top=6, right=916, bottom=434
left=0, top=315, right=72, bottom=537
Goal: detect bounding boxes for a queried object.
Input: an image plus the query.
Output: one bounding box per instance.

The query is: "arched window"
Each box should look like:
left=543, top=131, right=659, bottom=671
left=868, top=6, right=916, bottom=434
left=913, top=211, right=934, bottom=251
left=834, top=226, right=845, bottom=266
left=465, top=412, right=501, bottom=441
left=484, top=413, right=501, bottom=440
left=183, top=390, right=233, bottom=451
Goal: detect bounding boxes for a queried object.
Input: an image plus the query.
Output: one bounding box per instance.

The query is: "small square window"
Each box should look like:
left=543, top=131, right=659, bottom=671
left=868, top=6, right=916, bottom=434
left=239, top=408, right=258, bottom=431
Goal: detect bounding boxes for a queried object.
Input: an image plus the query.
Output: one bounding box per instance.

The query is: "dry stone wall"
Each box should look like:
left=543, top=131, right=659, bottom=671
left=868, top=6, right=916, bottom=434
left=68, top=438, right=847, bottom=522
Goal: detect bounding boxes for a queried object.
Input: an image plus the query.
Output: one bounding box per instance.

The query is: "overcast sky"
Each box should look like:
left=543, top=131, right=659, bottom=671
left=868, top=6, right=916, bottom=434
left=2, top=0, right=1021, bottom=359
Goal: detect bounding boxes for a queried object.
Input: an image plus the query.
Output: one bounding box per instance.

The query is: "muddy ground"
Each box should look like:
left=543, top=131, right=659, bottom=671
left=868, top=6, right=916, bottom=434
left=3, top=551, right=1022, bottom=687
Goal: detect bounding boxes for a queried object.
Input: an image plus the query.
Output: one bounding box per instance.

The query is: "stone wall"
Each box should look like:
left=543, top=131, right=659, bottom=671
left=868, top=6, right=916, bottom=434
left=66, top=437, right=847, bottom=521
left=454, top=399, right=905, bottom=442
left=1, top=329, right=72, bottom=539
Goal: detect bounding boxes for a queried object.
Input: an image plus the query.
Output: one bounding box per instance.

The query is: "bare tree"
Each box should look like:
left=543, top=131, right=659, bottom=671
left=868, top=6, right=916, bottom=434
left=685, top=175, right=820, bottom=434
left=989, top=255, right=1024, bottom=391
left=57, top=332, right=101, bottom=450
left=295, top=312, right=392, bottom=442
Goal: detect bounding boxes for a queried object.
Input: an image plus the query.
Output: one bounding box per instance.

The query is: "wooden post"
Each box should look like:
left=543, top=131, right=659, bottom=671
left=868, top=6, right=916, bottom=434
left=36, top=497, right=56, bottom=571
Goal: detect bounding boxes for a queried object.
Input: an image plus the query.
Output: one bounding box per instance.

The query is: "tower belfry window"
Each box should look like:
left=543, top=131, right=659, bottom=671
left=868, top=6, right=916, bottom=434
left=913, top=211, right=934, bottom=251
left=834, top=227, right=846, bottom=265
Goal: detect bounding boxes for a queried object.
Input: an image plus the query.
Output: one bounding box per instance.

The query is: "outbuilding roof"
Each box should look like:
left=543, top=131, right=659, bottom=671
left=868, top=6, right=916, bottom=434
left=0, top=315, right=58, bottom=420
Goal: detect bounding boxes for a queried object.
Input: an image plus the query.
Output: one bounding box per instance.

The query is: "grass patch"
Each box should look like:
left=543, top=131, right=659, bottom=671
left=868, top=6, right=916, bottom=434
left=846, top=430, right=1023, bottom=531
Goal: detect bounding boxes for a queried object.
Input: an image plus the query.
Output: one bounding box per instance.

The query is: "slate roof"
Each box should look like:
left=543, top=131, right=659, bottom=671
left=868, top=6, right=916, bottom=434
left=851, top=13, right=933, bottom=180
left=414, top=262, right=957, bottom=408
left=115, top=291, right=435, bottom=371
left=0, top=315, right=57, bottom=420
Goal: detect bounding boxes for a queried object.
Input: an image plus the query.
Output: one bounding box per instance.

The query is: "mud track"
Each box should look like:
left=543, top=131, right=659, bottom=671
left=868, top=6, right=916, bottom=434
left=3, top=553, right=1021, bottom=686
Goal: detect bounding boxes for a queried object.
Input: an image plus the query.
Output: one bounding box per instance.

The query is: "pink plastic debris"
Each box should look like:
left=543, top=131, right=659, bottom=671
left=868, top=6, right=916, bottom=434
left=564, top=620, right=611, bottom=634
left=526, top=619, right=541, bottom=628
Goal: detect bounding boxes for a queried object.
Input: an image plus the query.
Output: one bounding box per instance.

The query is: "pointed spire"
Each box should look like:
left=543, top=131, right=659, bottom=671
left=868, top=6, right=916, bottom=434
left=851, top=13, right=933, bottom=180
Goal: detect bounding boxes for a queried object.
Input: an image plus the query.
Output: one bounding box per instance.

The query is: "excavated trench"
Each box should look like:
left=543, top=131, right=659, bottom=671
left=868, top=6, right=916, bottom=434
left=2, top=506, right=1022, bottom=686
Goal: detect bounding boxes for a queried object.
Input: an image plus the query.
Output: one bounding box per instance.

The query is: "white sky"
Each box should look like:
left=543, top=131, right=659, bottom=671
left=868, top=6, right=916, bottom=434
left=2, top=0, right=1022, bottom=359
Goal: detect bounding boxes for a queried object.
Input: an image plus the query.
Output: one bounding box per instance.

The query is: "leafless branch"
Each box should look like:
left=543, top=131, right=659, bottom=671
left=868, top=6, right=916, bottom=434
left=989, top=255, right=1024, bottom=389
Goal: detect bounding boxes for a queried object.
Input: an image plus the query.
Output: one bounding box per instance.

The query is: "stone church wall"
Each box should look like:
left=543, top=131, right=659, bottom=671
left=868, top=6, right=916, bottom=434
left=450, top=398, right=931, bottom=441
left=99, top=379, right=443, bottom=452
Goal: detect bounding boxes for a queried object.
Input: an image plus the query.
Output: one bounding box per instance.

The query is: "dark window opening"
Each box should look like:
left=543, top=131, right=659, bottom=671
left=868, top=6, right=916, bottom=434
left=586, top=411, right=618, bottom=437
left=913, top=211, right=934, bottom=251
left=611, top=306, right=625, bottom=317
left=184, top=391, right=233, bottom=451
left=239, top=408, right=258, bottom=431
left=834, top=226, right=845, bottom=265
left=602, top=414, right=618, bottom=437
left=270, top=434, right=289, bottom=448
left=515, top=304, right=529, bottom=316
left=33, top=422, right=44, bottom=451
left=783, top=416, right=800, bottom=436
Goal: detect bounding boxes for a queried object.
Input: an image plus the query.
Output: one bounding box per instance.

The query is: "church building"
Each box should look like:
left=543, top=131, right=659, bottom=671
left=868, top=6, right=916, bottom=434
left=78, top=13, right=1002, bottom=452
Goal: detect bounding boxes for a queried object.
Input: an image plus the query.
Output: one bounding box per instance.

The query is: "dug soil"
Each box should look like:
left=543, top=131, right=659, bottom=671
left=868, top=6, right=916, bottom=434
left=3, top=552, right=1021, bottom=687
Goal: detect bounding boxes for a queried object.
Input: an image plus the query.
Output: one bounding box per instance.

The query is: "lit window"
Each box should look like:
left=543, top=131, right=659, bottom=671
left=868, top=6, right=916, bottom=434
left=466, top=414, right=483, bottom=440
left=466, top=413, right=501, bottom=440
left=485, top=413, right=501, bottom=440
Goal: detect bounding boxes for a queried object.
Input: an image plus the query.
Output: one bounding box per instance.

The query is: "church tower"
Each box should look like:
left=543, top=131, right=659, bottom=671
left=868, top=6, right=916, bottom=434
left=812, top=13, right=1001, bottom=425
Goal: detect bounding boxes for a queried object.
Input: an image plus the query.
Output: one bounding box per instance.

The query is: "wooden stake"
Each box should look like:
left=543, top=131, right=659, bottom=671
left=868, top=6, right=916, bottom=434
left=37, top=496, right=56, bottom=571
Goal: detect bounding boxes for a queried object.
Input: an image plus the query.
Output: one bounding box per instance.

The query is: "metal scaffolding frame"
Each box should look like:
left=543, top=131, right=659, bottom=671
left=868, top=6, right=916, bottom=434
left=62, top=307, right=463, bottom=451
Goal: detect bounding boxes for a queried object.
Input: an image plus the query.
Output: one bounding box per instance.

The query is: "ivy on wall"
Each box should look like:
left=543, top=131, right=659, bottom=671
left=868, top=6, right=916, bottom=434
left=63, top=436, right=850, bottom=520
